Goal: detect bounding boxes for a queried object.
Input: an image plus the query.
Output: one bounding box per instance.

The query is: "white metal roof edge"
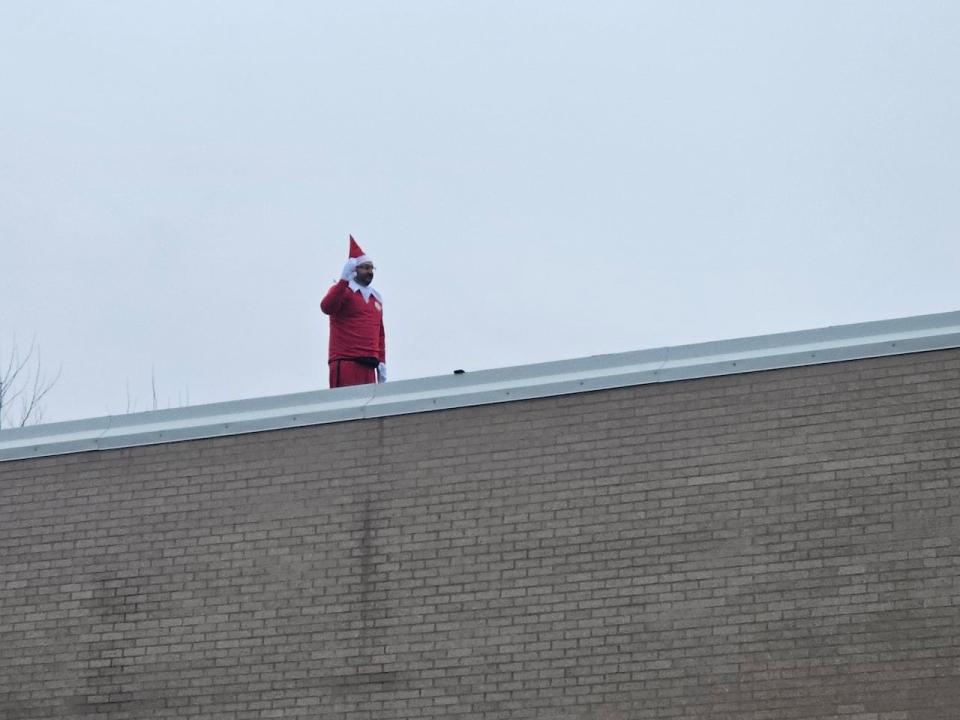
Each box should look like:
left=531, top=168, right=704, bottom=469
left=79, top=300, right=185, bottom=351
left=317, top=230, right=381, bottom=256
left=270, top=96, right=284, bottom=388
left=2, top=310, right=959, bottom=463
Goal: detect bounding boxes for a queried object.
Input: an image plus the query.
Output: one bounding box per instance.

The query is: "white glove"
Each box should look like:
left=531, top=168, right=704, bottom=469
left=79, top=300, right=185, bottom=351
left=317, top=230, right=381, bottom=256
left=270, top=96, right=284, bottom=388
left=377, top=363, right=387, bottom=383
left=340, top=258, right=358, bottom=281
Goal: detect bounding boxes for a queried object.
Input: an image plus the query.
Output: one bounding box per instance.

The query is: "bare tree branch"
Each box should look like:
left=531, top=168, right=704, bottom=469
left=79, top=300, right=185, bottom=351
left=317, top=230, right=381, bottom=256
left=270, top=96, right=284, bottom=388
left=151, top=366, right=158, bottom=411
left=17, top=350, right=61, bottom=427
left=0, top=337, right=60, bottom=430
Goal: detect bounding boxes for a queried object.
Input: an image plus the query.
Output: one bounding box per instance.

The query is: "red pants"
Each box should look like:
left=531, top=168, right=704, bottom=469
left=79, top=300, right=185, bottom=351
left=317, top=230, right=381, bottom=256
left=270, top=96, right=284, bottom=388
left=329, top=359, right=377, bottom=388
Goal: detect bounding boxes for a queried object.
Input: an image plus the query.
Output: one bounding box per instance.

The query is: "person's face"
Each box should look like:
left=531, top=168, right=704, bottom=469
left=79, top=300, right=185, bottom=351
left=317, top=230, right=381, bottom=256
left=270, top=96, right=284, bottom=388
left=355, top=262, right=374, bottom=286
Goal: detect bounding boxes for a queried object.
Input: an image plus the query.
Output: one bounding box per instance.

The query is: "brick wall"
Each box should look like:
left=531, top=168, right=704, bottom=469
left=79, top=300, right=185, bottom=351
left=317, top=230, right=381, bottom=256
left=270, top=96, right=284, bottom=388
left=1, top=349, right=959, bottom=719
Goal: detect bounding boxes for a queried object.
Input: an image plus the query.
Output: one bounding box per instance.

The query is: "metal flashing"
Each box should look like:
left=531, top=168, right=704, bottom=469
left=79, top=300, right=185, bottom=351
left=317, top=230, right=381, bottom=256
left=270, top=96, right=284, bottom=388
left=2, top=310, right=959, bottom=462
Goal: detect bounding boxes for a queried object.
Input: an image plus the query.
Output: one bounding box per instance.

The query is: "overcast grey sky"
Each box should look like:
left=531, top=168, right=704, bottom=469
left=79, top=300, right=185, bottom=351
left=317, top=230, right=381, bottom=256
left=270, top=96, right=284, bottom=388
left=2, top=1, right=958, bottom=423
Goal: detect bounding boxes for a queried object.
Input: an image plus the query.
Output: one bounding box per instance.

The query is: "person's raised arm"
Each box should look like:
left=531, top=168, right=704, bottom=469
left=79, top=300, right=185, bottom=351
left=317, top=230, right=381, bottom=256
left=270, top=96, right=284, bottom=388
left=320, top=259, right=358, bottom=315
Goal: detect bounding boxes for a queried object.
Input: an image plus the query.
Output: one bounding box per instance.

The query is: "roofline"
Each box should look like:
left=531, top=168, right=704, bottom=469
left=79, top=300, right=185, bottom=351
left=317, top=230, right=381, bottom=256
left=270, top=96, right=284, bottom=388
left=3, top=310, right=960, bottom=463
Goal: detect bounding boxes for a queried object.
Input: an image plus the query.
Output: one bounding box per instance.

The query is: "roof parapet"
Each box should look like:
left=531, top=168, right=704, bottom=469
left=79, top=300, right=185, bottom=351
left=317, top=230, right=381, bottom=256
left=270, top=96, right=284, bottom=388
left=2, top=310, right=959, bottom=462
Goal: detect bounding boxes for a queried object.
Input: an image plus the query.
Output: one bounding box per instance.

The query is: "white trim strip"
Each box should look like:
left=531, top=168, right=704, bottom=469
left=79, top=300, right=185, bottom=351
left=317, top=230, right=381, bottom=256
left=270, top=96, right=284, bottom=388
left=2, top=310, right=959, bottom=462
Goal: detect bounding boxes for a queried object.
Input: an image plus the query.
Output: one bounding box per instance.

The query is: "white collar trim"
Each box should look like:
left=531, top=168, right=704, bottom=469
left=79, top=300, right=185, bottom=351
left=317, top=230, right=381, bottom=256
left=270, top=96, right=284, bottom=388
left=348, top=280, right=382, bottom=303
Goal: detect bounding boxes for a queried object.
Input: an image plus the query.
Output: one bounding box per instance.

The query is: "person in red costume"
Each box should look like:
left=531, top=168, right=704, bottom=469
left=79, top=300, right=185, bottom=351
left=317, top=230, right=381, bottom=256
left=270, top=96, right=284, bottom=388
left=320, top=236, right=386, bottom=388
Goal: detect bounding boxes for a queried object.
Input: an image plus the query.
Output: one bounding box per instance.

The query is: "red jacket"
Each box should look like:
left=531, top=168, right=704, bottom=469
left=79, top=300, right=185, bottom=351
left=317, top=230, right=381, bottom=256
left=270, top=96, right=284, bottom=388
left=320, top=280, right=386, bottom=364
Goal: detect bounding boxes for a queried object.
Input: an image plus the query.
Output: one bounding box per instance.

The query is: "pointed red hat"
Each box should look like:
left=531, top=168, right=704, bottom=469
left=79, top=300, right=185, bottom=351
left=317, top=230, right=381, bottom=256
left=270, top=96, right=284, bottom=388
left=349, top=235, right=372, bottom=265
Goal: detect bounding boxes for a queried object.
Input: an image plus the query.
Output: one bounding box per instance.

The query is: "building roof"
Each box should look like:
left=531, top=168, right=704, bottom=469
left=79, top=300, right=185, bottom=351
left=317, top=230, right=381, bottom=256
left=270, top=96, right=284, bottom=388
left=2, top=310, right=960, bottom=462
